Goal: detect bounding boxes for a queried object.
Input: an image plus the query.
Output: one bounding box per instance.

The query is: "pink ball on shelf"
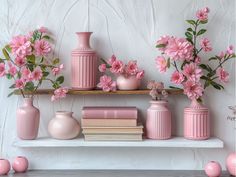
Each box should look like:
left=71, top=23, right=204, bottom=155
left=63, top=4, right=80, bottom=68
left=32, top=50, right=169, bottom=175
left=0, top=158, right=10, bottom=175
left=12, top=156, right=29, bottom=173
left=204, top=161, right=222, bottom=177
left=226, top=152, right=236, bottom=176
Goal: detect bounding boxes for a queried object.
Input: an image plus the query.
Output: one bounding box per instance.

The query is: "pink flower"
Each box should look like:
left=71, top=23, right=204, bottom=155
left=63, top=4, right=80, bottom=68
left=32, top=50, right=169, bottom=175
left=136, top=70, right=145, bottom=79
left=183, top=80, right=204, bottom=100
left=110, top=60, right=124, bottom=74
left=31, top=67, right=43, bottom=81
left=15, top=57, right=26, bottom=67
left=183, top=63, right=202, bottom=82
left=97, top=75, right=116, bottom=92
left=196, top=8, right=209, bottom=21
left=171, top=71, right=184, bottom=84
left=216, top=68, right=229, bottom=83
left=10, top=35, right=32, bottom=58
left=226, top=45, right=234, bottom=55
left=155, top=56, right=168, bottom=73
left=126, top=60, right=138, bottom=75
left=15, top=79, right=25, bottom=89
left=98, top=64, right=107, bottom=73
left=164, top=37, right=193, bottom=61
left=107, top=55, right=117, bottom=65
left=195, top=56, right=201, bottom=64
left=52, top=64, right=64, bottom=76
left=38, top=26, right=47, bottom=33
left=0, top=63, right=6, bottom=77
left=51, top=87, right=68, bottom=101
left=200, top=38, right=212, bottom=52
left=34, top=39, right=51, bottom=56
left=156, top=35, right=171, bottom=51
left=218, top=51, right=225, bottom=59
left=26, top=31, right=34, bottom=40
left=8, top=63, right=17, bottom=76
left=21, top=67, right=31, bottom=81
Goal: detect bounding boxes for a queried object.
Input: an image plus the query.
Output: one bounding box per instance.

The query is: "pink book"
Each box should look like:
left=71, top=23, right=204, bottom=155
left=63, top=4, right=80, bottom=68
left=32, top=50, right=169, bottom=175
left=81, top=118, right=137, bottom=127
left=82, top=107, right=138, bottom=119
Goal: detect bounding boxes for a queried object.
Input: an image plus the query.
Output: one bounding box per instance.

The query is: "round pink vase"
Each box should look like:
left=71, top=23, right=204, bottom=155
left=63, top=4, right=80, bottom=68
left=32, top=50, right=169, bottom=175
left=17, top=98, right=40, bottom=140
left=204, top=161, right=222, bottom=177
left=48, top=111, right=80, bottom=140
left=0, top=159, right=10, bottom=175
left=226, top=152, right=236, bottom=176
left=12, top=156, right=28, bottom=173
left=71, top=32, right=97, bottom=90
left=146, top=100, right=171, bottom=140
left=184, top=99, right=210, bottom=140
left=116, top=75, right=141, bottom=90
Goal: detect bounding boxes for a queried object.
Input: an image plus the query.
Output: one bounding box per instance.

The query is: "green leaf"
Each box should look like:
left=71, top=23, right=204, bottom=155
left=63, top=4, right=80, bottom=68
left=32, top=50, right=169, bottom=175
left=185, top=32, right=192, bottom=39
left=43, top=72, right=49, bottom=77
left=187, top=28, right=193, bottom=32
left=156, top=44, right=166, bottom=48
left=53, top=58, right=60, bottom=65
left=199, top=20, right=208, bottom=24
left=9, top=84, right=15, bottom=89
left=24, top=82, right=35, bottom=91
left=26, top=55, right=36, bottom=64
left=7, top=91, right=15, bottom=97
left=56, top=76, right=64, bottom=84
left=167, top=58, right=170, bottom=68
left=208, top=57, right=218, bottom=61
left=52, top=82, right=59, bottom=89
left=42, top=35, right=50, bottom=40
left=5, top=45, right=12, bottom=53
left=204, top=80, right=211, bottom=88
left=186, top=20, right=196, bottom=26
left=2, top=48, right=10, bottom=60
left=186, top=37, right=193, bottom=44
left=200, top=75, right=209, bottom=80
left=211, top=81, right=224, bottom=90
left=169, top=86, right=182, bottom=90
left=6, top=73, right=12, bottom=79
left=197, top=29, right=207, bottom=36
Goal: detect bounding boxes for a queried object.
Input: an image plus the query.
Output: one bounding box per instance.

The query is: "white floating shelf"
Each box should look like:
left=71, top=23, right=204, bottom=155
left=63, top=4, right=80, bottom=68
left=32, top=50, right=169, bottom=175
left=13, top=137, right=223, bottom=148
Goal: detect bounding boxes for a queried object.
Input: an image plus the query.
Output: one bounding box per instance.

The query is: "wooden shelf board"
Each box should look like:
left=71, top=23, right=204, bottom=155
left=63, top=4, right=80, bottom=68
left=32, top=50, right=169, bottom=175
left=13, top=137, right=223, bottom=148
left=14, top=89, right=183, bottom=95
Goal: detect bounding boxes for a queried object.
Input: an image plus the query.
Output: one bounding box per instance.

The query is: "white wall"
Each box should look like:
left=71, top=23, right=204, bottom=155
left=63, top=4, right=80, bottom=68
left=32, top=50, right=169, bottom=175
left=0, top=0, right=235, bottom=170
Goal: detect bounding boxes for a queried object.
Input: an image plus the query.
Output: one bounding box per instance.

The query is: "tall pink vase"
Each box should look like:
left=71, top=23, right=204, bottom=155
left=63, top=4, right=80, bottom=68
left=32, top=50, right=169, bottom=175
left=146, top=100, right=171, bottom=140
left=184, top=99, right=210, bottom=140
left=71, top=32, right=97, bottom=90
left=226, top=152, right=236, bottom=176
left=17, top=98, right=40, bottom=140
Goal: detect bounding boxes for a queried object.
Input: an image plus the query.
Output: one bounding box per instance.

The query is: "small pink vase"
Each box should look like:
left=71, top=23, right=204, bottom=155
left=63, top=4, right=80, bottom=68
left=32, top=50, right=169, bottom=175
left=184, top=99, right=210, bottom=140
left=48, top=111, right=80, bottom=140
left=71, top=32, right=97, bottom=90
left=17, top=98, right=40, bottom=140
left=0, top=159, right=10, bottom=175
left=146, top=100, right=171, bottom=140
left=116, top=75, right=141, bottom=90
left=226, top=152, right=236, bottom=176
left=204, top=161, right=222, bottom=177
left=12, top=156, right=28, bottom=173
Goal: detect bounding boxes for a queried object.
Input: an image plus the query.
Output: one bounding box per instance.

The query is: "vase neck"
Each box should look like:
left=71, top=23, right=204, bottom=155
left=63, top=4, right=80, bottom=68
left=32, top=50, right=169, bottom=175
left=56, top=111, right=73, bottom=118
left=23, top=98, right=33, bottom=107
left=150, top=100, right=167, bottom=106
left=76, top=32, right=92, bottom=50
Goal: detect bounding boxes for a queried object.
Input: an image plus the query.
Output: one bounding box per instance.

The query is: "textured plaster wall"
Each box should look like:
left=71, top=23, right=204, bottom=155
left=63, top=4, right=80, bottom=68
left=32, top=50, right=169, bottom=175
left=0, top=0, right=235, bottom=170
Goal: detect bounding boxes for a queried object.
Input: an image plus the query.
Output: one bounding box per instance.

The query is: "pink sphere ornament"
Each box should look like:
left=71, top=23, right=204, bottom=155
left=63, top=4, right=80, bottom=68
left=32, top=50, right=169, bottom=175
left=204, top=161, right=222, bottom=177
left=226, top=152, right=236, bottom=176
left=12, top=156, right=28, bottom=173
left=0, top=158, right=10, bottom=175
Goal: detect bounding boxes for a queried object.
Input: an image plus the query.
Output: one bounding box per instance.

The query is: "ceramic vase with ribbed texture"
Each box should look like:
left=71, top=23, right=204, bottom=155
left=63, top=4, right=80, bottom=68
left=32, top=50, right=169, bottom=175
left=226, top=152, right=236, bottom=176
left=146, top=100, right=171, bottom=140
left=71, top=32, right=97, bottom=90
left=184, top=99, right=210, bottom=140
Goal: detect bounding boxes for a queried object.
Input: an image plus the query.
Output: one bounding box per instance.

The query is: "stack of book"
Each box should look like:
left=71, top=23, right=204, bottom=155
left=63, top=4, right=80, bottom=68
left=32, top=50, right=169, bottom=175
left=81, top=107, right=143, bottom=141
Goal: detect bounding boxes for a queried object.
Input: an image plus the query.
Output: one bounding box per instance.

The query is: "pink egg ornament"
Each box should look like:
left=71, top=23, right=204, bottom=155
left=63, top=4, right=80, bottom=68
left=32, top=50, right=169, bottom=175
left=0, top=158, right=10, bottom=175
left=12, top=156, right=28, bottom=173
left=205, top=161, right=222, bottom=177
left=226, top=152, right=236, bottom=176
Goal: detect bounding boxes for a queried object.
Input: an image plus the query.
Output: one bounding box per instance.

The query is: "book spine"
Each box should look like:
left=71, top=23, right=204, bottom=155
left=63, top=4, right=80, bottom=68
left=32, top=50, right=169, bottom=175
left=81, top=119, right=137, bottom=127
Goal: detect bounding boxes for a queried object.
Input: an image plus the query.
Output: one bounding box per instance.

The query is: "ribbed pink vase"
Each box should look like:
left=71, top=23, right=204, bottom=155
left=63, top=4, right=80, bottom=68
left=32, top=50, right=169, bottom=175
left=71, top=32, right=97, bottom=90
left=184, top=99, right=210, bottom=140
left=16, top=98, right=40, bottom=140
left=146, top=100, right=171, bottom=140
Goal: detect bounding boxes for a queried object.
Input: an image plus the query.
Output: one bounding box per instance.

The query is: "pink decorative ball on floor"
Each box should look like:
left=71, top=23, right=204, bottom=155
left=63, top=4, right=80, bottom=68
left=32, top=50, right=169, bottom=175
left=0, top=158, right=10, bottom=175
left=12, top=156, right=28, bottom=173
left=226, top=152, right=236, bottom=176
left=205, top=161, right=222, bottom=177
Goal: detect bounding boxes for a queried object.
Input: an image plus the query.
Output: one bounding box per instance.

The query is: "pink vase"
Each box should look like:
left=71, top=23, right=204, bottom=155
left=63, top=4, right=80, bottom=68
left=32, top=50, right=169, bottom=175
left=226, top=152, right=236, bottom=176
left=71, top=32, right=97, bottom=90
left=204, top=161, right=222, bottom=177
left=116, top=75, right=141, bottom=90
left=184, top=99, right=210, bottom=140
left=17, top=98, right=40, bottom=140
left=146, top=100, right=171, bottom=140
left=48, top=111, right=80, bottom=140
left=0, top=159, right=10, bottom=175
left=12, top=156, right=28, bottom=173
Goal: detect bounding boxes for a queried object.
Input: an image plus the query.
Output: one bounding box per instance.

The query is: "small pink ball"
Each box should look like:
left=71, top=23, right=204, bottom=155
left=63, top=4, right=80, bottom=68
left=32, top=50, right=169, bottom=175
left=12, top=156, right=28, bottom=173
left=226, top=152, right=236, bottom=176
left=205, top=161, right=222, bottom=177
left=0, top=158, right=11, bottom=175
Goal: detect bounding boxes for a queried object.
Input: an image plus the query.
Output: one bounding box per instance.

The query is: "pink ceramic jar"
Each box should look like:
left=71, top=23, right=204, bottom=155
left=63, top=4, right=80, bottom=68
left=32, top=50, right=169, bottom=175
left=48, top=111, right=80, bottom=140
left=116, top=75, right=141, bottom=90
left=204, top=161, right=222, bottom=177
left=146, top=100, right=171, bottom=140
left=17, top=98, right=40, bottom=140
left=226, top=152, right=236, bottom=176
left=71, top=32, right=97, bottom=90
left=0, top=159, right=10, bottom=175
left=184, top=99, right=210, bottom=140
left=12, top=156, right=28, bottom=173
